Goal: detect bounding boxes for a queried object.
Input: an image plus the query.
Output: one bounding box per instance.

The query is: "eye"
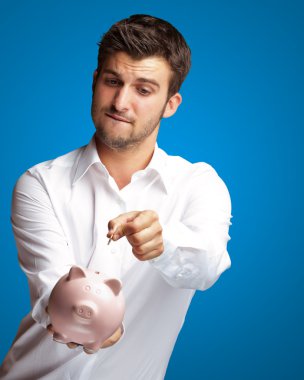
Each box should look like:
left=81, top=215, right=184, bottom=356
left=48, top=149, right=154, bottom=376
left=104, top=78, right=120, bottom=86
left=137, top=87, right=151, bottom=96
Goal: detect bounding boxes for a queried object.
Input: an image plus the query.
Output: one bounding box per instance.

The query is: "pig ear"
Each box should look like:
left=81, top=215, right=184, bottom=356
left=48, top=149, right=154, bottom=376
left=68, top=266, right=86, bottom=280
left=104, top=279, right=122, bottom=295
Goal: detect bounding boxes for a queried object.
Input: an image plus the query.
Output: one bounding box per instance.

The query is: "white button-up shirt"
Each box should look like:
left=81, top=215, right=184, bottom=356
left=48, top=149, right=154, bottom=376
left=0, top=135, right=232, bottom=380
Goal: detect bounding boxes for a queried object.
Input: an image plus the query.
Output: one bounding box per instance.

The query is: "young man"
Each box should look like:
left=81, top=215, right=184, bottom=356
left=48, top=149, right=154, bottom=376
left=0, top=14, right=232, bottom=380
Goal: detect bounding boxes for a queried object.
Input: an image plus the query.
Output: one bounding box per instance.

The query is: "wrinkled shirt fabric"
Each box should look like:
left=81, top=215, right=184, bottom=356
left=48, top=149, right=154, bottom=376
left=0, top=135, right=232, bottom=380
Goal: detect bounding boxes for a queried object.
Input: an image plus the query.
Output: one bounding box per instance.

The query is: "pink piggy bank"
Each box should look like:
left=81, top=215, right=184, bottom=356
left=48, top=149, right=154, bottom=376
left=48, top=265, right=125, bottom=354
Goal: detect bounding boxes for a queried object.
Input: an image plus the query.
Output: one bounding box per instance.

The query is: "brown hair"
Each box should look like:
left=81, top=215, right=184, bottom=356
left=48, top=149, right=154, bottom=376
left=97, top=14, right=191, bottom=98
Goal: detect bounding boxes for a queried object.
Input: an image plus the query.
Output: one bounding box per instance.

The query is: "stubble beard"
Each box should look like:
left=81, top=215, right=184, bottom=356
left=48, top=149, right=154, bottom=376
left=92, top=102, right=167, bottom=151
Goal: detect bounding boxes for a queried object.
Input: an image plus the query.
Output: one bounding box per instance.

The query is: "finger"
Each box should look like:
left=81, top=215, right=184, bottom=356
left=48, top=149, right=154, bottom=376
left=122, top=210, right=159, bottom=237
left=100, top=339, right=116, bottom=348
left=127, top=220, right=162, bottom=247
left=101, top=326, right=122, bottom=348
left=83, top=347, right=97, bottom=354
left=47, top=324, right=54, bottom=335
left=133, top=247, right=164, bottom=261
left=132, top=240, right=164, bottom=260
left=107, top=211, right=140, bottom=239
left=67, top=342, right=79, bottom=349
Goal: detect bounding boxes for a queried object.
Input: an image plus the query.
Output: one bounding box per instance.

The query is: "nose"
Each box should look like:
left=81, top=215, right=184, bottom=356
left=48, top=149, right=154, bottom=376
left=112, top=86, right=131, bottom=113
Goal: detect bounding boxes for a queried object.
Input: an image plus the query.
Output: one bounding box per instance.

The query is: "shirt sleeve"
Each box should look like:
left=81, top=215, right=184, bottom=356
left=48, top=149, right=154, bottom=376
left=11, top=170, right=75, bottom=328
left=149, top=165, right=232, bottom=291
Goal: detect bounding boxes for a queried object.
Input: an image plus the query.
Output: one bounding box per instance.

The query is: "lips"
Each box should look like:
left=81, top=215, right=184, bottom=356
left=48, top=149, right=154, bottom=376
left=105, top=113, right=131, bottom=123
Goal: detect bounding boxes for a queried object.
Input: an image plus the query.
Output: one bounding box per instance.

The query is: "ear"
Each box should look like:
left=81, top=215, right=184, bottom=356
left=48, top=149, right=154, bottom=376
left=68, top=266, right=86, bottom=281
left=162, top=93, right=182, bottom=119
left=92, top=69, right=99, bottom=93
left=104, top=278, right=122, bottom=296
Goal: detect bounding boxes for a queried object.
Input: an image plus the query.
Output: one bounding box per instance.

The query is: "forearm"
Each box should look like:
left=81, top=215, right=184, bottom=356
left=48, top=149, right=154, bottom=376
left=12, top=171, right=75, bottom=327
left=149, top=220, right=231, bottom=290
left=150, top=167, right=232, bottom=291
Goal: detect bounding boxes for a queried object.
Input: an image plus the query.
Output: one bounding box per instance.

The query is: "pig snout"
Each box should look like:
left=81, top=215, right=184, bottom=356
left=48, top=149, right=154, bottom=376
left=74, top=305, right=94, bottom=320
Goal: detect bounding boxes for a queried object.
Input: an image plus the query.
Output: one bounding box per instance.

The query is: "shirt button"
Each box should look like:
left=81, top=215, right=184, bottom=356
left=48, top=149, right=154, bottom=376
left=119, top=200, right=126, bottom=210
left=110, top=246, right=117, bottom=254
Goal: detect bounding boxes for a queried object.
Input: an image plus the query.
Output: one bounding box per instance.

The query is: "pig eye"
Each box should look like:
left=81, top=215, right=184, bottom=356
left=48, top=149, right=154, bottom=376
left=84, top=285, right=91, bottom=292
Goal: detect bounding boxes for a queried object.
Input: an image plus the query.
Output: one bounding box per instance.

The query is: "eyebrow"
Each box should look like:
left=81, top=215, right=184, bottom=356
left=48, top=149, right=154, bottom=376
left=102, top=69, right=160, bottom=88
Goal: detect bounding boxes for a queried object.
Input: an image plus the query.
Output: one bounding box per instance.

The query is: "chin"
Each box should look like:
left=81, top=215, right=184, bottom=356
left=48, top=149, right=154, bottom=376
left=95, top=131, right=130, bottom=150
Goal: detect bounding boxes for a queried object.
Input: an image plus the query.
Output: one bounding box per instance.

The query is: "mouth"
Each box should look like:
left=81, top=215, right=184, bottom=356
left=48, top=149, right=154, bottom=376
left=105, top=113, right=131, bottom=123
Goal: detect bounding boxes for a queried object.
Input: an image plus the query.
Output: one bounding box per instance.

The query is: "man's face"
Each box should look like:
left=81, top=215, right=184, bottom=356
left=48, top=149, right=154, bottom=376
left=91, top=52, right=174, bottom=150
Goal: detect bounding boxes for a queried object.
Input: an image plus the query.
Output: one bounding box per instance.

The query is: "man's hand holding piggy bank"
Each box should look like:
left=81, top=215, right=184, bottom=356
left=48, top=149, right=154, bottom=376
left=47, top=266, right=125, bottom=354
left=47, top=210, right=162, bottom=354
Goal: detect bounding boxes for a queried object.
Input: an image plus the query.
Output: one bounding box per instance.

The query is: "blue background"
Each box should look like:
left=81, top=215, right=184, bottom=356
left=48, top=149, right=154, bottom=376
left=0, top=0, right=303, bottom=379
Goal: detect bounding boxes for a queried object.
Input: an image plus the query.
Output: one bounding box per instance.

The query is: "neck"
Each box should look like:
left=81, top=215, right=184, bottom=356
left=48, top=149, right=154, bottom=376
left=95, top=133, right=157, bottom=190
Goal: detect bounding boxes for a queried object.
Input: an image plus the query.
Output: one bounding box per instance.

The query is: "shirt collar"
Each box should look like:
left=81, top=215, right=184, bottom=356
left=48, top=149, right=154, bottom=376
left=72, top=134, right=171, bottom=193
left=72, top=135, right=103, bottom=185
